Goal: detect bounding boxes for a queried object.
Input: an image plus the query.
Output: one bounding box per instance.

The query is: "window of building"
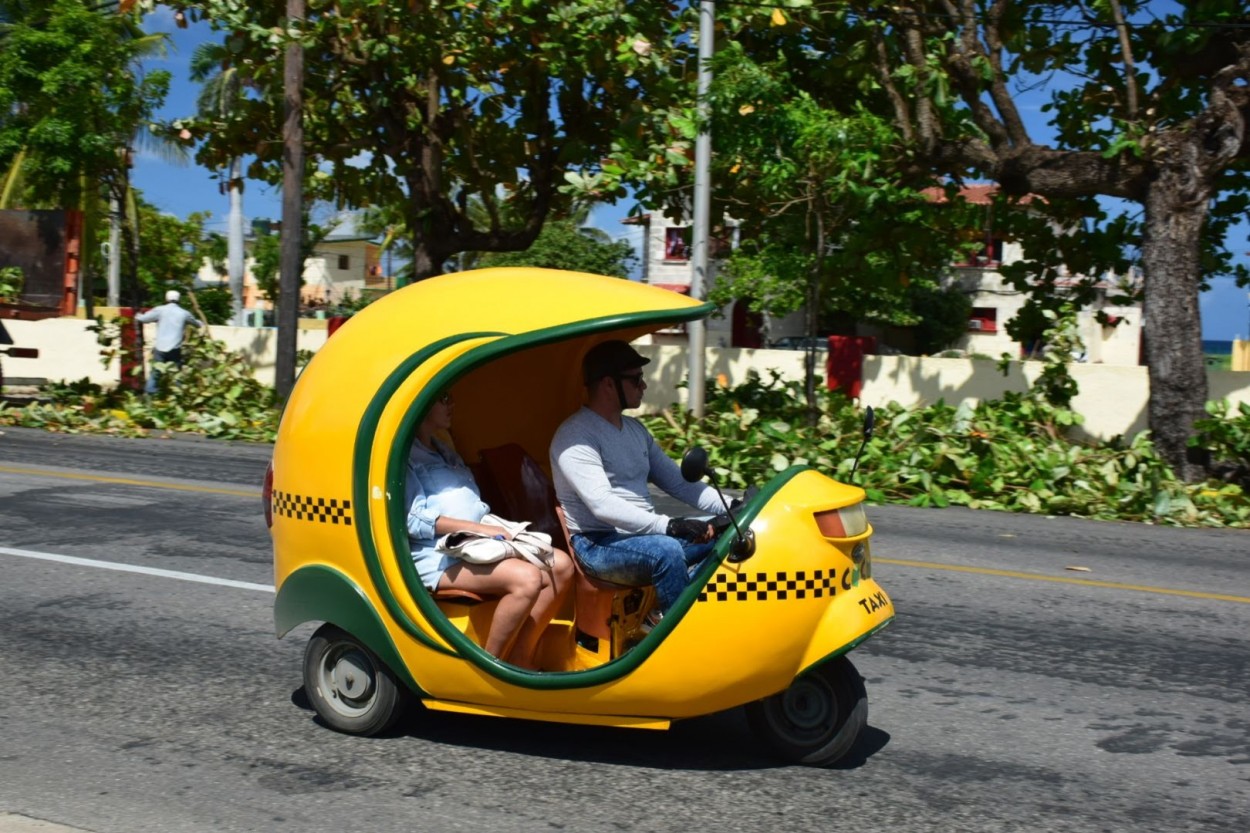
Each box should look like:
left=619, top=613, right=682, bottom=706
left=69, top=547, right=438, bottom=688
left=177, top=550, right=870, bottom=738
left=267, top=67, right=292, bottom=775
left=664, top=227, right=691, bottom=261
left=968, top=307, right=998, bottom=333
left=956, top=238, right=1005, bottom=268
left=337, top=254, right=350, bottom=270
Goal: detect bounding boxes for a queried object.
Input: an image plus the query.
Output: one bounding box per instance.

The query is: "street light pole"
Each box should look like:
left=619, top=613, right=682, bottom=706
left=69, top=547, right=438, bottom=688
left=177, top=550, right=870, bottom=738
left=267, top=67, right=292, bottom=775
left=687, top=0, right=714, bottom=418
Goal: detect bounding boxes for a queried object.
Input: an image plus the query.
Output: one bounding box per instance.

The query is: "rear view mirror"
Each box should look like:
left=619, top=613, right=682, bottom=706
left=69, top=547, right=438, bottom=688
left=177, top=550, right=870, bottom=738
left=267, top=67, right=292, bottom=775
left=681, top=447, right=710, bottom=483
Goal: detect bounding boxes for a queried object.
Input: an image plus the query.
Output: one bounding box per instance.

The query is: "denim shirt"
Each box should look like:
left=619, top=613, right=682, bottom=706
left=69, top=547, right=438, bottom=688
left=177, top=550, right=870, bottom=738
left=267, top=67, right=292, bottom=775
left=404, top=438, right=490, bottom=588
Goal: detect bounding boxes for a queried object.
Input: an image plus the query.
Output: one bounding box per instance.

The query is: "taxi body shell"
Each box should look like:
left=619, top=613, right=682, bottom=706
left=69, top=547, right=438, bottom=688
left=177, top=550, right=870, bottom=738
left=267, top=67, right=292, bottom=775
left=270, top=267, right=893, bottom=729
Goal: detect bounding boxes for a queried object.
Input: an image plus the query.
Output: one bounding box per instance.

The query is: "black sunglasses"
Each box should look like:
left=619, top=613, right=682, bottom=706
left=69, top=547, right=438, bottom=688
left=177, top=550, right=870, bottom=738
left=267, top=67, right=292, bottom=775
left=616, top=372, right=645, bottom=385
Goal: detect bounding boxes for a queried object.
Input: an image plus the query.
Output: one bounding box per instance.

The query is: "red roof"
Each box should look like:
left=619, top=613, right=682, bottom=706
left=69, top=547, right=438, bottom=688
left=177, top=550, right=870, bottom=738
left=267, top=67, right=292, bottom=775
left=922, top=184, right=1043, bottom=206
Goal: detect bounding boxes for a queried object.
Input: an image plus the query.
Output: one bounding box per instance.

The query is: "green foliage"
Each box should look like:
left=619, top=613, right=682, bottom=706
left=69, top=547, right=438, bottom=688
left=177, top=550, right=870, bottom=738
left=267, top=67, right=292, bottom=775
left=909, top=283, right=973, bottom=355
left=0, top=0, right=170, bottom=208
left=191, top=287, right=232, bottom=325
left=0, top=329, right=280, bottom=442
left=474, top=221, right=637, bottom=278
left=4, top=354, right=1246, bottom=527
left=0, top=266, right=23, bottom=302
left=640, top=372, right=1248, bottom=529
left=245, top=217, right=323, bottom=306
left=1192, top=400, right=1250, bottom=489
left=131, top=198, right=216, bottom=306
left=169, top=0, right=691, bottom=279
left=250, top=231, right=281, bottom=303
left=1030, top=305, right=1084, bottom=409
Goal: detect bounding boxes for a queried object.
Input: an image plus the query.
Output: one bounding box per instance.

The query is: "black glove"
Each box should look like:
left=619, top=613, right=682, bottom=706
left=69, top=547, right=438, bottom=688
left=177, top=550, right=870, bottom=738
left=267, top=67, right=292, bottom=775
left=667, top=517, right=710, bottom=541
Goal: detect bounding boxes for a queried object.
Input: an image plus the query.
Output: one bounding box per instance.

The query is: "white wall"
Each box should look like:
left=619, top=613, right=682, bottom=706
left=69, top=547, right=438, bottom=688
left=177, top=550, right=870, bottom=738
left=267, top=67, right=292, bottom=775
left=636, top=346, right=1249, bottom=443
left=5, top=317, right=1247, bottom=443
left=3, top=317, right=328, bottom=389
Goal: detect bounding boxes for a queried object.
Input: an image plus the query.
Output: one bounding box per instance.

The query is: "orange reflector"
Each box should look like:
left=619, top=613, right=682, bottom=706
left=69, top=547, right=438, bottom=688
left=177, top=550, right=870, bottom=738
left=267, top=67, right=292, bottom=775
left=814, top=504, right=867, bottom=538
left=815, top=509, right=846, bottom=538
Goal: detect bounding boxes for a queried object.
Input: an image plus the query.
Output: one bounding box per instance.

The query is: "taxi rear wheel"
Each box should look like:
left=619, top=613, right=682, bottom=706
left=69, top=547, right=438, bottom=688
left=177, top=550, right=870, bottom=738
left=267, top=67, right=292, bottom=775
left=745, top=656, right=867, bottom=766
left=303, top=624, right=406, bottom=736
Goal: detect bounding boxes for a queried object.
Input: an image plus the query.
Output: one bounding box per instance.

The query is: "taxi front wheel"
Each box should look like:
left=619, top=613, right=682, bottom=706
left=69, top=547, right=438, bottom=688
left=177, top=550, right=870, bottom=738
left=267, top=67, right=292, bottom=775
left=303, top=624, right=406, bottom=736
left=745, top=656, right=867, bottom=766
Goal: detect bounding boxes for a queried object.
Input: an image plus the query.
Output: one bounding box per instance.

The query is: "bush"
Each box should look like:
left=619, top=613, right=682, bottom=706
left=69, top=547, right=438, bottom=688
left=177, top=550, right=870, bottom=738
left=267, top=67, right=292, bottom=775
left=4, top=345, right=1247, bottom=528
left=641, top=371, right=1249, bottom=529
left=0, top=329, right=280, bottom=442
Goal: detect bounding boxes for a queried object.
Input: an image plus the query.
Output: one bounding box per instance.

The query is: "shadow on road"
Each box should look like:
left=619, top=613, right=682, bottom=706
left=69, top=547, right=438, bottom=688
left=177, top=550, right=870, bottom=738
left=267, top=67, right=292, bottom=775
left=290, top=685, right=890, bottom=772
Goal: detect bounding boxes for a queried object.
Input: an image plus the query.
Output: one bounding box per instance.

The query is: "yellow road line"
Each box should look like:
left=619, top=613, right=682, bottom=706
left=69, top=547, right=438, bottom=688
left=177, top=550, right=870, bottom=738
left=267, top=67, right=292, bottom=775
left=0, top=464, right=260, bottom=499
left=876, top=557, right=1250, bottom=605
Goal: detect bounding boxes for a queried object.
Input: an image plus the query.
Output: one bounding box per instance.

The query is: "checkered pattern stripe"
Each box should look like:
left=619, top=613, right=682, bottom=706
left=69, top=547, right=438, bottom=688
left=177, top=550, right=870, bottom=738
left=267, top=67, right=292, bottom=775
left=271, top=490, right=353, bottom=526
left=698, top=569, right=843, bottom=603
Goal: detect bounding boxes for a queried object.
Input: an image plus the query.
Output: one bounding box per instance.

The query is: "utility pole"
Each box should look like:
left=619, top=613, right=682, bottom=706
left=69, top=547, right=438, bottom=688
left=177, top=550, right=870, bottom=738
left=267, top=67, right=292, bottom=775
left=275, top=0, right=305, bottom=401
left=687, top=0, right=714, bottom=418
left=106, top=196, right=121, bottom=307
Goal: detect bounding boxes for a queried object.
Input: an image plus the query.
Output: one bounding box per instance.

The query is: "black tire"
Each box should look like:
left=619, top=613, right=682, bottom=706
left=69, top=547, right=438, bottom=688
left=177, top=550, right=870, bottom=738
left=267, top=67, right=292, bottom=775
left=303, top=624, right=406, bottom=736
left=745, top=655, right=868, bottom=766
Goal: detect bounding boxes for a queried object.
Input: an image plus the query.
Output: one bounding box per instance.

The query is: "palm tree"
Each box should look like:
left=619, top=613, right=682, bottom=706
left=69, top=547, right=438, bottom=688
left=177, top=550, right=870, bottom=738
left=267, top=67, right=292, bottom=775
left=0, top=3, right=186, bottom=311
left=189, top=39, right=248, bottom=324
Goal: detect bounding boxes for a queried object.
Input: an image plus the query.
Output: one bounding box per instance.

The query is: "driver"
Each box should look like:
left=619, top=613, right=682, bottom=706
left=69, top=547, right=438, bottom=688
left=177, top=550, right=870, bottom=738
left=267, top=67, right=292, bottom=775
left=549, top=340, right=724, bottom=632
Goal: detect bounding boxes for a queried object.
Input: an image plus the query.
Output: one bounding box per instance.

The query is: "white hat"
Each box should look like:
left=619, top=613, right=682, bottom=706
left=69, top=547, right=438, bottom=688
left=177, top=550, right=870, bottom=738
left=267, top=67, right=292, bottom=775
left=165, top=290, right=181, bottom=302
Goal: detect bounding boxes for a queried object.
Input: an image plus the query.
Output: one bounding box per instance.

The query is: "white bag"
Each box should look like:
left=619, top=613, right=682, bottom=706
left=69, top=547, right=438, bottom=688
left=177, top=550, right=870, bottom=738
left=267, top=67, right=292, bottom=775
left=436, top=513, right=555, bottom=570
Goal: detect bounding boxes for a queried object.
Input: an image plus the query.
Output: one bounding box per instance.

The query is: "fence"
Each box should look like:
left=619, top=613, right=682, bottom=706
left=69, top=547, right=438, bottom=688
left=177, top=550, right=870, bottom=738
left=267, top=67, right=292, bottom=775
left=3, top=317, right=1248, bottom=442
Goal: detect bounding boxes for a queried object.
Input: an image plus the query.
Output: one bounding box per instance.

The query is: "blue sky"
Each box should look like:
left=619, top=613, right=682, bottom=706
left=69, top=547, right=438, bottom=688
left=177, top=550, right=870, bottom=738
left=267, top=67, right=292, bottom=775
left=131, top=8, right=1248, bottom=341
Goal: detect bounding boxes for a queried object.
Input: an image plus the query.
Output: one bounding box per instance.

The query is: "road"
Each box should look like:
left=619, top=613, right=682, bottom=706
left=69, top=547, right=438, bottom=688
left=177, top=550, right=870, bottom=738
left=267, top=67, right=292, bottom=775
left=1, top=425, right=1247, bottom=833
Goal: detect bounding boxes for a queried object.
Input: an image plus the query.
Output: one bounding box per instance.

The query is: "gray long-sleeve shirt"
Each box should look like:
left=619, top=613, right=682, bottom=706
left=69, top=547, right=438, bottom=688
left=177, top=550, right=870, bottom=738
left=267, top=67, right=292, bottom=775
left=135, top=302, right=202, bottom=351
left=550, top=406, right=723, bottom=536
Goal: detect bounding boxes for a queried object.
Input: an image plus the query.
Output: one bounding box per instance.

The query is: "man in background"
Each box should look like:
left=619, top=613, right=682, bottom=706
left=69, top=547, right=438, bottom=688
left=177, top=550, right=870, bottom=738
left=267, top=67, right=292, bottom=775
left=136, top=289, right=203, bottom=394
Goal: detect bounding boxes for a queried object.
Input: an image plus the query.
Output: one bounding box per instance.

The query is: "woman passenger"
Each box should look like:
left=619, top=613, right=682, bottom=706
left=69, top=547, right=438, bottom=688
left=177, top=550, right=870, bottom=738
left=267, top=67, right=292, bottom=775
left=405, top=390, right=574, bottom=669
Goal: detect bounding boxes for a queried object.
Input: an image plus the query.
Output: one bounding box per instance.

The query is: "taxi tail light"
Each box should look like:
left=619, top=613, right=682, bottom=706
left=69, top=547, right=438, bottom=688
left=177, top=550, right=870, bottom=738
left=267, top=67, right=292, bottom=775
left=814, top=503, right=867, bottom=539
left=262, top=462, right=274, bottom=528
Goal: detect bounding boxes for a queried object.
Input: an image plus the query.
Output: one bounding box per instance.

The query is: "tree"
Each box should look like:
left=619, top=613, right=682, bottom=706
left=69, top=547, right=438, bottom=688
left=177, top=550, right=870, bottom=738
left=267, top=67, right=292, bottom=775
left=0, top=0, right=175, bottom=308
left=475, top=220, right=637, bottom=278
left=247, top=215, right=326, bottom=309
left=130, top=197, right=215, bottom=306
left=168, top=0, right=692, bottom=281
left=825, top=0, right=1250, bottom=481
left=188, top=38, right=249, bottom=325
left=702, top=42, right=972, bottom=413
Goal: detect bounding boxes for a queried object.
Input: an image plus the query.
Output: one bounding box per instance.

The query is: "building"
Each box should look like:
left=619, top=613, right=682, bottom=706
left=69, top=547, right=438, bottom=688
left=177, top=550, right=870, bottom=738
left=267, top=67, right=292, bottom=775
left=927, top=184, right=1142, bottom=364
left=628, top=188, right=1144, bottom=364
left=196, top=212, right=393, bottom=319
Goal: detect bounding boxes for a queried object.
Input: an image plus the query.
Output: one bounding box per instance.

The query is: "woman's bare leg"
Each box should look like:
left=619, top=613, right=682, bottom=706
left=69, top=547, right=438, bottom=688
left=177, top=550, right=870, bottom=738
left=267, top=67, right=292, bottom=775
left=439, top=560, right=543, bottom=659
left=504, top=549, right=576, bottom=669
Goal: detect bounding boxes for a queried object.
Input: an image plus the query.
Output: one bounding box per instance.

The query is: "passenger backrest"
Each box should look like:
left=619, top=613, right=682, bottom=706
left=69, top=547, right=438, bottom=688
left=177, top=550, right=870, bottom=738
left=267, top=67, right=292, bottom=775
left=472, top=443, right=569, bottom=549
left=472, top=443, right=640, bottom=648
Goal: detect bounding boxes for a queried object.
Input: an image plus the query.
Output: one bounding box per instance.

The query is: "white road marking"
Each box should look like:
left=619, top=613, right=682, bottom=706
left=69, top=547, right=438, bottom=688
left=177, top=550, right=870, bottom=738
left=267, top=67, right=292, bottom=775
left=0, top=545, right=275, bottom=593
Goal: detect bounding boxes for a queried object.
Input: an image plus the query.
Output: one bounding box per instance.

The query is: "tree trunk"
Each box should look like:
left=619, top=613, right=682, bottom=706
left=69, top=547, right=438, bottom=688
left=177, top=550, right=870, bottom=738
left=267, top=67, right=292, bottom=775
left=227, top=156, right=246, bottom=325
left=275, top=0, right=304, bottom=402
left=1140, top=139, right=1211, bottom=482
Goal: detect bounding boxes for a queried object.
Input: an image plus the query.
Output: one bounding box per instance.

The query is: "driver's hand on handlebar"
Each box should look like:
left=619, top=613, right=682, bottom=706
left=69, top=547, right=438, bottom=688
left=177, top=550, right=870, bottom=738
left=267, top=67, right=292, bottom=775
left=667, top=517, right=714, bottom=543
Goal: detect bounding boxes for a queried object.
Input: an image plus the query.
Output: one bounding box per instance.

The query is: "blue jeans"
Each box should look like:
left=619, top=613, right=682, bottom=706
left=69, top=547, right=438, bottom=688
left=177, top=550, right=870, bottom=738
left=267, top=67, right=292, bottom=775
left=145, top=348, right=182, bottom=394
left=571, top=532, right=714, bottom=612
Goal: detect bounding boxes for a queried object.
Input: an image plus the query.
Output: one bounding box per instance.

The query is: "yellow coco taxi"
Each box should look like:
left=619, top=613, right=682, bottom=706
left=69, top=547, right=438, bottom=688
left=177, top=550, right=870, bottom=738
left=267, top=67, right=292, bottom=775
left=266, top=267, right=894, bottom=766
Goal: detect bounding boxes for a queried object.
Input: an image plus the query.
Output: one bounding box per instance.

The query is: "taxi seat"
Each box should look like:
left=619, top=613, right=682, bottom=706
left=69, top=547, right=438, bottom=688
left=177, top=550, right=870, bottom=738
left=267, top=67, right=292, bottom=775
left=471, top=443, right=653, bottom=653
left=433, top=587, right=486, bottom=604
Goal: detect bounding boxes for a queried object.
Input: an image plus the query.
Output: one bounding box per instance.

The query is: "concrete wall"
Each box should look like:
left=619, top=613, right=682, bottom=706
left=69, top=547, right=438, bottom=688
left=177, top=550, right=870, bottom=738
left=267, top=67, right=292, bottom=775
left=5, top=316, right=1248, bottom=442
left=3, top=317, right=328, bottom=389
left=634, top=346, right=1249, bottom=443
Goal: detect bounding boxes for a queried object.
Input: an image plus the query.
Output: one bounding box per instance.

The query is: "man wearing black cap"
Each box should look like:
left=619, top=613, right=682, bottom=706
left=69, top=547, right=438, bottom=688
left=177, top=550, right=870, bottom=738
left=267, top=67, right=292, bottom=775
left=550, top=339, right=724, bottom=632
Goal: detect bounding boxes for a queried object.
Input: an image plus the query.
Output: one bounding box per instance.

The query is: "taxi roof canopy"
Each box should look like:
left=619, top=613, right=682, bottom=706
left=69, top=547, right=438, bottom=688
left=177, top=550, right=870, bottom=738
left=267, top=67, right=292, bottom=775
left=279, top=268, right=713, bottom=478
